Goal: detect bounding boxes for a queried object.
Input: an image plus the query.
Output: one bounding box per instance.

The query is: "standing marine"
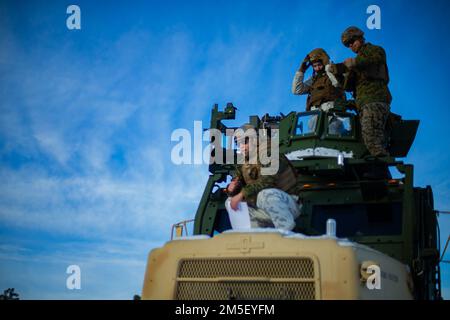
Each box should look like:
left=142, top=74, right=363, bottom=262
left=292, top=48, right=346, bottom=112
left=338, top=26, right=392, bottom=157
left=225, top=124, right=301, bottom=231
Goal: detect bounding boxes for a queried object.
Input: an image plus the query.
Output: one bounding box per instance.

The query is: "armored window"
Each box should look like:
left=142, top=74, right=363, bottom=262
left=295, top=112, right=320, bottom=136
left=326, top=114, right=353, bottom=137
left=311, top=202, right=403, bottom=237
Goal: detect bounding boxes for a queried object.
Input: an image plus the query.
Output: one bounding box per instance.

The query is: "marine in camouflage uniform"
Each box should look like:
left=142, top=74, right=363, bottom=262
left=226, top=124, right=301, bottom=231
left=338, top=26, right=392, bottom=157
left=292, top=48, right=346, bottom=135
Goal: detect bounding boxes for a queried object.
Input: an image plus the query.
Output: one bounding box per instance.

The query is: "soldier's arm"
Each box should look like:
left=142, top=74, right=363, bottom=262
left=325, top=64, right=341, bottom=88
left=241, top=164, right=278, bottom=200
left=354, top=45, right=386, bottom=69
left=232, top=165, right=244, bottom=182
left=329, top=63, right=356, bottom=94
left=329, top=63, right=349, bottom=76
left=292, top=71, right=312, bottom=95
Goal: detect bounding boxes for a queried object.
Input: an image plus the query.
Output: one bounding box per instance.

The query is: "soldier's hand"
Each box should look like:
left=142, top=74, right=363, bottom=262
left=299, top=55, right=310, bottom=73
left=227, top=179, right=238, bottom=193
left=328, top=63, right=337, bottom=74
left=230, top=192, right=244, bottom=210
left=344, top=57, right=356, bottom=68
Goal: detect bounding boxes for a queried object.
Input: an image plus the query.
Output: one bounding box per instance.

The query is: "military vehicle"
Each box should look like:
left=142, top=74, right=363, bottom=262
left=141, top=102, right=443, bottom=300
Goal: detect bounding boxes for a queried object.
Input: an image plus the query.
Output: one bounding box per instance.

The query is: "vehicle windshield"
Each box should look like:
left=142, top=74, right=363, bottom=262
left=311, top=202, right=403, bottom=237
left=327, top=114, right=353, bottom=136
left=295, top=112, right=319, bottom=136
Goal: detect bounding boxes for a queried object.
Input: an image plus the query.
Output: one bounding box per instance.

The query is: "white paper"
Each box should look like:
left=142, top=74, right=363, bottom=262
left=225, top=198, right=251, bottom=229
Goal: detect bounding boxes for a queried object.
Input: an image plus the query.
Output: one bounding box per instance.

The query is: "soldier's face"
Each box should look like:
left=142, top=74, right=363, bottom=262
left=349, top=39, right=363, bottom=53
left=239, top=141, right=250, bottom=157
left=312, top=62, right=323, bottom=72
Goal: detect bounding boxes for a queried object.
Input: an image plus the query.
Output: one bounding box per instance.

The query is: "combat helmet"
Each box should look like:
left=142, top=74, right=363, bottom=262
left=308, top=48, right=330, bottom=65
left=341, top=26, right=364, bottom=47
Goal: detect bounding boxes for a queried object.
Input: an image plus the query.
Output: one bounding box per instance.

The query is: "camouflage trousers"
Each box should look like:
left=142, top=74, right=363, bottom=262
left=248, top=188, right=302, bottom=231
left=360, top=102, right=390, bottom=157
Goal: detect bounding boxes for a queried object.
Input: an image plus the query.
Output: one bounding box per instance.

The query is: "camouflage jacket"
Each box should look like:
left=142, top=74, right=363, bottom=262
left=353, top=42, right=392, bottom=108
left=232, top=153, right=297, bottom=206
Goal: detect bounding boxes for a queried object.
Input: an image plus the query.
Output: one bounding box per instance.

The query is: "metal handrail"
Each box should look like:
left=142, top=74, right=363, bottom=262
left=171, top=219, right=195, bottom=240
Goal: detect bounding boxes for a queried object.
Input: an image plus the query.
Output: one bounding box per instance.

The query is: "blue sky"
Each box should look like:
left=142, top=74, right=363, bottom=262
left=0, top=0, right=449, bottom=299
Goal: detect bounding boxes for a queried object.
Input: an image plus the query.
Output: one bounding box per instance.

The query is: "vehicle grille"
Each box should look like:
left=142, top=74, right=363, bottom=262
left=175, top=258, right=317, bottom=300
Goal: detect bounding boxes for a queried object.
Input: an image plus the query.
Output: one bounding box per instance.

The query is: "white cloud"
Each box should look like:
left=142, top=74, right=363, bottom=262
left=1, top=4, right=448, bottom=299
left=0, top=164, right=206, bottom=239
left=0, top=25, right=288, bottom=241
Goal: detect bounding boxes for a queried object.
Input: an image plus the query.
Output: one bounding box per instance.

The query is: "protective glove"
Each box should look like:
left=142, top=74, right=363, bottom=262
left=299, top=55, right=310, bottom=73
left=327, top=63, right=338, bottom=74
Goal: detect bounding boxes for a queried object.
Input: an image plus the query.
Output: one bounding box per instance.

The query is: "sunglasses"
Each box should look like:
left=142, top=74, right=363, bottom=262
left=345, top=38, right=360, bottom=47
